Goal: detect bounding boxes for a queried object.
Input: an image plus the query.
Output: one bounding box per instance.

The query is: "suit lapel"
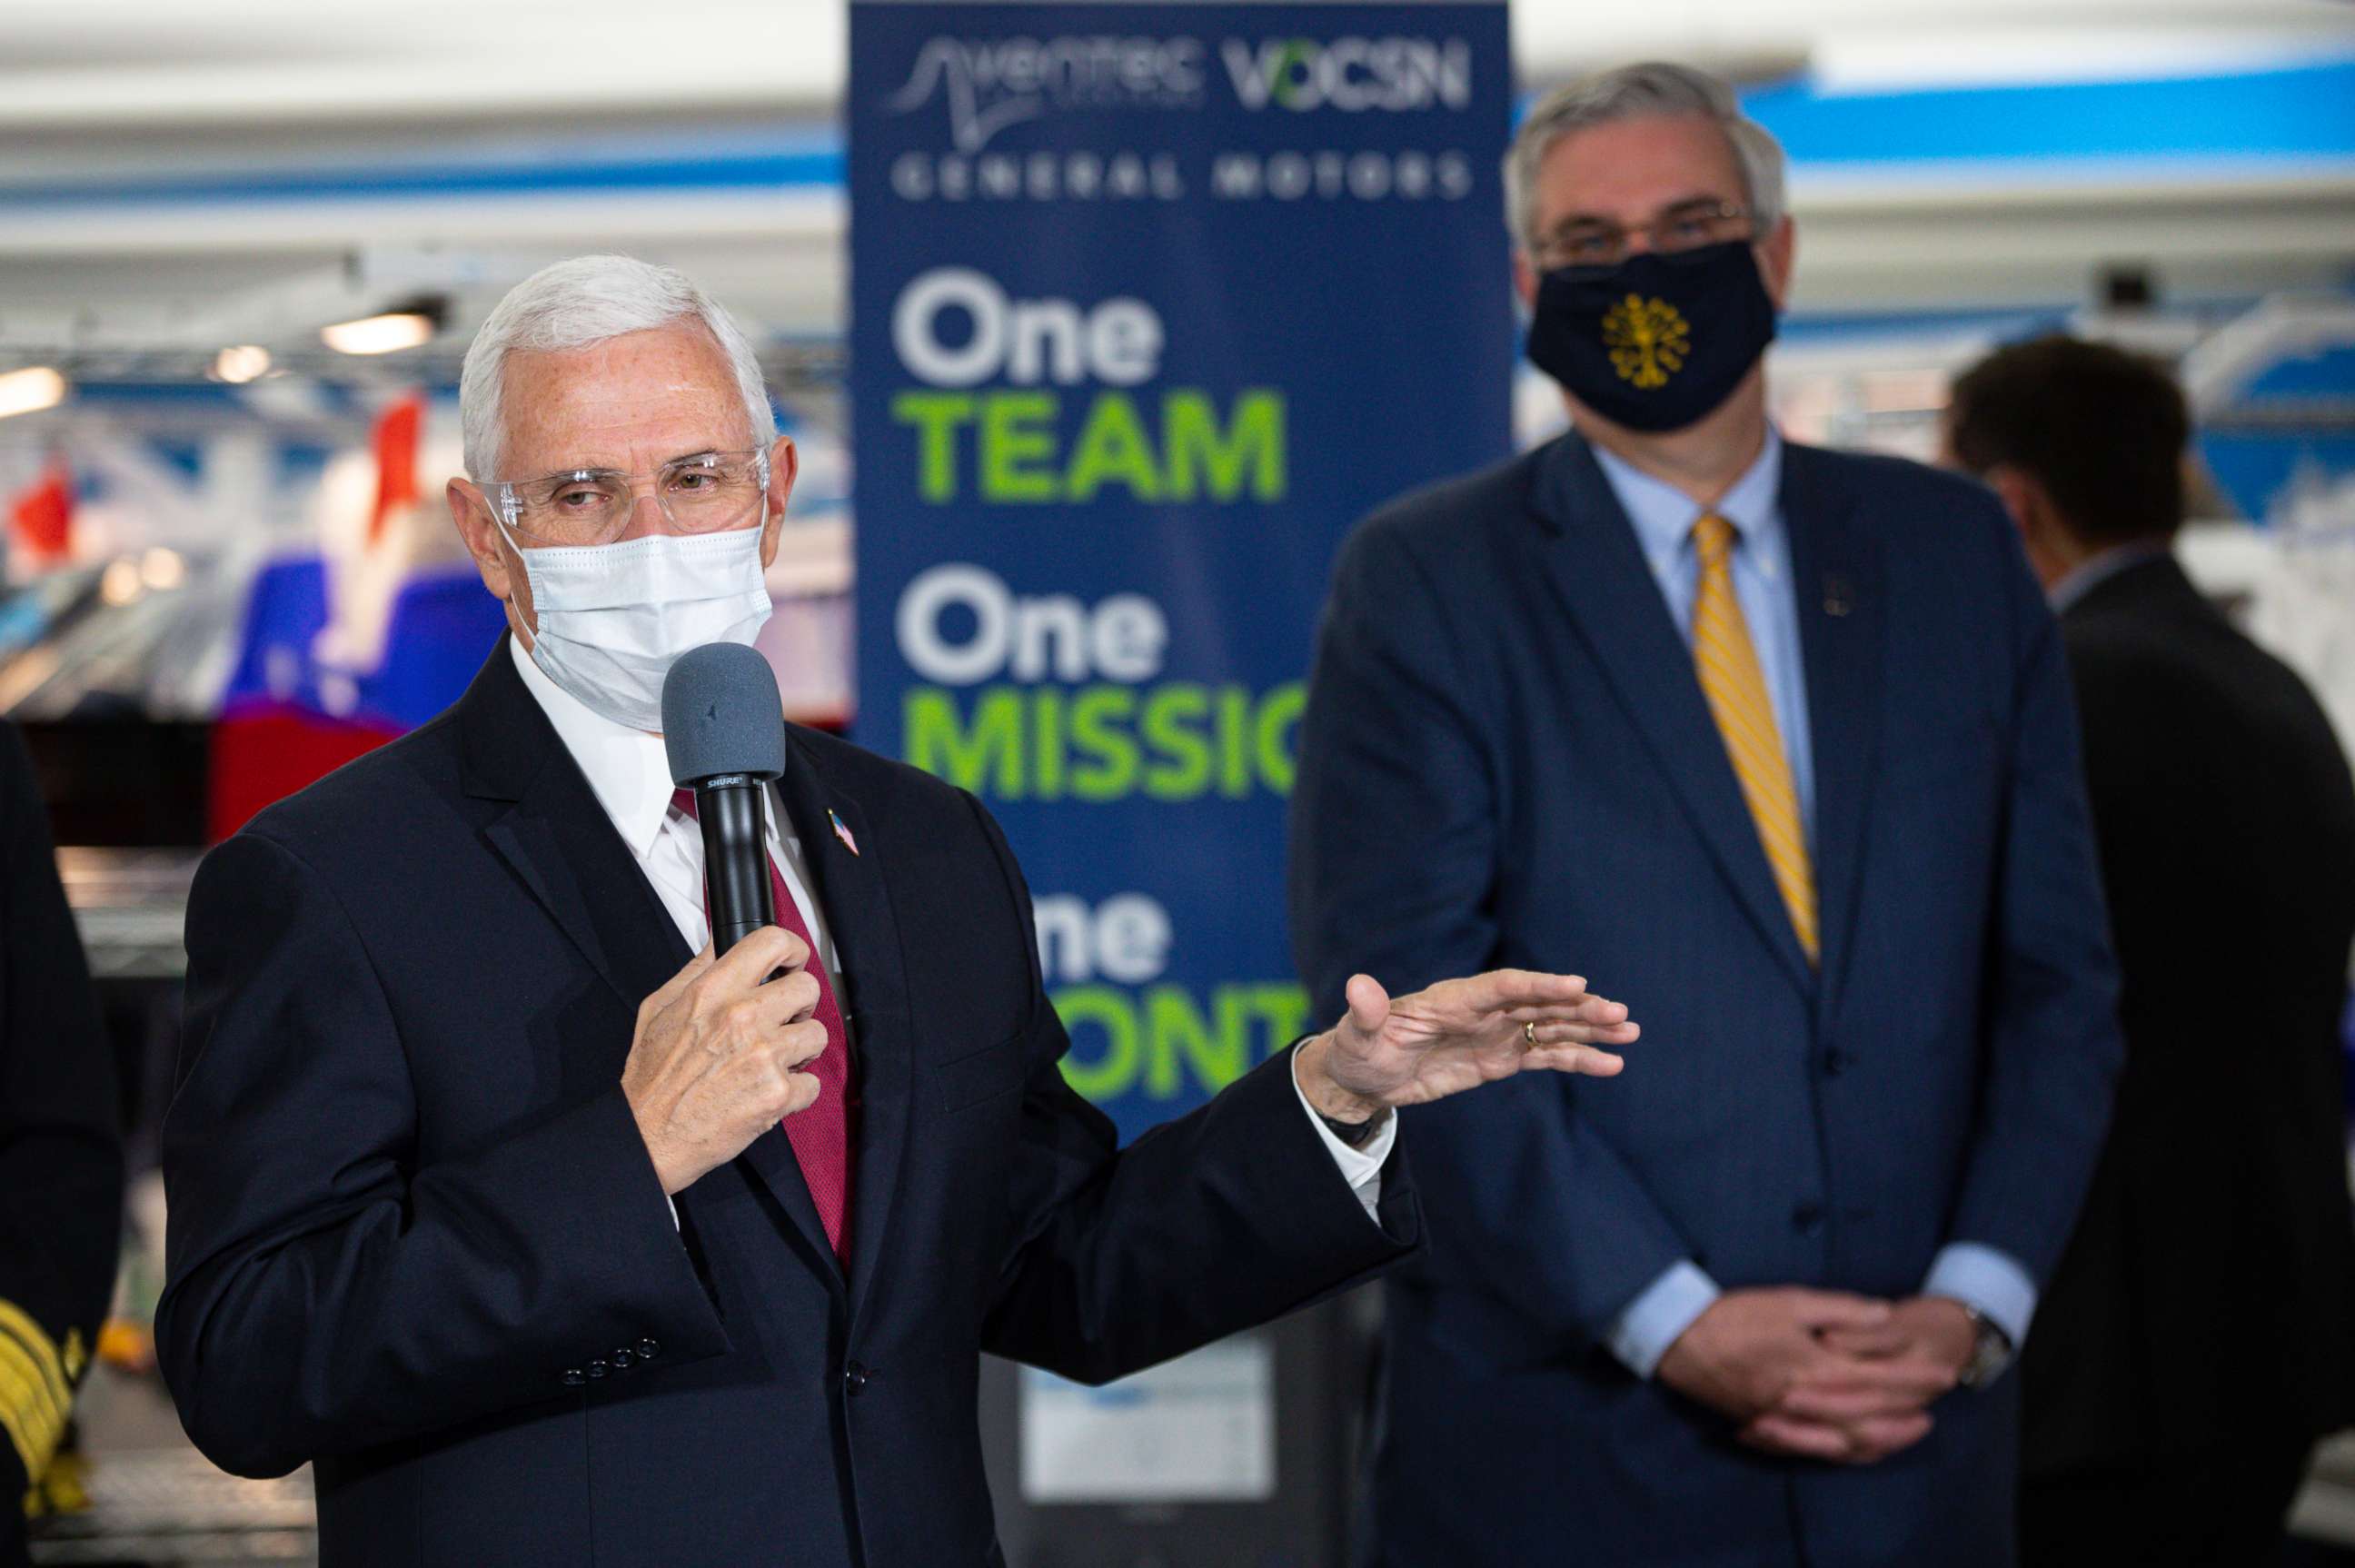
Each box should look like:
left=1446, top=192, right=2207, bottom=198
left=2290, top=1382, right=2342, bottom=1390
left=775, top=734, right=915, bottom=1323
left=461, top=643, right=691, bottom=1043
left=1781, top=445, right=1883, bottom=1021
left=1529, top=435, right=1814, bottom=993
left=462, top=641, right=844, bottom=1285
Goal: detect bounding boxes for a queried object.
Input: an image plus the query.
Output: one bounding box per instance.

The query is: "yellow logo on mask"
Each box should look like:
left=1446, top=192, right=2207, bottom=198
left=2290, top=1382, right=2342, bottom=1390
left=1603, top=294, right=1691, bottom=389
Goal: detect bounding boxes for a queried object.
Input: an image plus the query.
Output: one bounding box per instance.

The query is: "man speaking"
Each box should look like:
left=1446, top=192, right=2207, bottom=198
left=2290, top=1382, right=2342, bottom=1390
left=156, top=255, right=1638, bottom=1568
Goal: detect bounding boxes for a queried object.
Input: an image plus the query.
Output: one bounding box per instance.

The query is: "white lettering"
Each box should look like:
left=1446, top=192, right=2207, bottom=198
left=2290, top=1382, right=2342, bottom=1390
left=893, top=268, right=1168, bottom=388
left=1220, top=35, right=1473, bottom=114
left=1033, top=892, right=1174, bottom=984
left=1087, top=302, right=1162, bottom=388
left=893, top=269, right=1006, bottom=389
left=1089, top=594, right=1167, bottom=681
left=897, top=563, right=1009, bottom=685
left=898, top=564, right=1171, bottom=686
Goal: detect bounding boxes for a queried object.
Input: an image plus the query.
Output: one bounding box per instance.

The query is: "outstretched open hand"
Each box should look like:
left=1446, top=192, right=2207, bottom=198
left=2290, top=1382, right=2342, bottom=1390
left=1297, top=969, right=1638, bottom=1123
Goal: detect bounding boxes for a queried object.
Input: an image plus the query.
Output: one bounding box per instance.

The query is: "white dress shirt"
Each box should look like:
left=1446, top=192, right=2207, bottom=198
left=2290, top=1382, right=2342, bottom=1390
left=507, top=639, right=1392, bottom=1218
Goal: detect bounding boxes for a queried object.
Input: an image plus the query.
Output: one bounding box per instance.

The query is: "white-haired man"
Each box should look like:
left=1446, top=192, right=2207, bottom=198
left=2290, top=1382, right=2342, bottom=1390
left=1287, top=64, right=2122, bottom=1565
left=155, top=254, right=1638, bottom=1568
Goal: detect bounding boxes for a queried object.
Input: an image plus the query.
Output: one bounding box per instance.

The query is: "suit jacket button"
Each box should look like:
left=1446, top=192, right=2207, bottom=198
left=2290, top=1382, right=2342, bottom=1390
left=637, top=1338, right=660, bottom=1360
left=585, top=1359, right=610, bottom=1380
left=843, top=1361, right=869, bottom=1396
left=1791, top=1203, right=1825, bottom=1236
left=611, top=1349, right=634, bottom=1371
left=1820, top=1049, right=1848, bottom=1077
left=561, top=1369, right=586, bottom=1388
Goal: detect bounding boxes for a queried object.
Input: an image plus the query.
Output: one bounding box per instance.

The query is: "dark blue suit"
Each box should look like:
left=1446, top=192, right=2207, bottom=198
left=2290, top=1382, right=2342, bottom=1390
left=161, top=642, right=1419, bottom=1567
left=1288, top=432, right=2121, bottom=1568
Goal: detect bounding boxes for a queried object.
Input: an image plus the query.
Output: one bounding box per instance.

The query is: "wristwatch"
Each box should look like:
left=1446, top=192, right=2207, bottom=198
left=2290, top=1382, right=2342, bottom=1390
left=1319, top=1109, right=1386, bottom=1150
left=1953, top=1302, right=2015, bottom=1391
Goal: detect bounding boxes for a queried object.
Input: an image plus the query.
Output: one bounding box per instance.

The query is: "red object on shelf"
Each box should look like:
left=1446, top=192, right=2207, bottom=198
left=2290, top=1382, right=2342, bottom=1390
left=8, top=453, right=74, bottom=564
left=207, top=704, right=400, bottom=843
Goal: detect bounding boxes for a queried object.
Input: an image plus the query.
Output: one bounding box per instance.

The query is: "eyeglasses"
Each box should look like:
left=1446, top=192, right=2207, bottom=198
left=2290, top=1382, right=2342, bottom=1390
left=492, top=450, right=770, bottom=548
left=1532, top=200, right=1753, bottom=271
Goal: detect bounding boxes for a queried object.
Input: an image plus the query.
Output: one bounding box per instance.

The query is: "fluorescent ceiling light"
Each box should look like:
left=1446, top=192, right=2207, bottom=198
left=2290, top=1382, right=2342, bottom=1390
left=321, top=312, right=434, bottom=356
left=141, top=547, right=187, bottom=590
left=0, top=366, right=68, bottom=420
left=214, top=344, right=273, bottom=382
left=100, top=559, right=144, bottom=607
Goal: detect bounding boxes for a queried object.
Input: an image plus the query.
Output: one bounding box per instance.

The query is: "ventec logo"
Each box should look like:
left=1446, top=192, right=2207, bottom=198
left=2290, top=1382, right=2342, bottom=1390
left=883, top=35, right=1207, bottom=153
left=1221, top=36, right=1473, bottom=113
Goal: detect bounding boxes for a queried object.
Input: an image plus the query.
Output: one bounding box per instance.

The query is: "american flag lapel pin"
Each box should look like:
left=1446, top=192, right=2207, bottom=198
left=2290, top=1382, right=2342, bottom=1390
left=829, top=809, right=860, bottom=856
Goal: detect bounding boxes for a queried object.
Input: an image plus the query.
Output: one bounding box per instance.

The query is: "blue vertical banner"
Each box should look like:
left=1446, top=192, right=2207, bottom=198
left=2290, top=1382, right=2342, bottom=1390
left=850, top=2, right=1514, bottom=1142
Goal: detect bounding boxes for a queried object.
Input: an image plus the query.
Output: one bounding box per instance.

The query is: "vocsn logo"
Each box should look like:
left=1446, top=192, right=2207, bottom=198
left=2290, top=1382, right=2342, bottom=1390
left=882, top=35, right=1207, bottom=153
left=1221, top=36, right=1472, bottom=113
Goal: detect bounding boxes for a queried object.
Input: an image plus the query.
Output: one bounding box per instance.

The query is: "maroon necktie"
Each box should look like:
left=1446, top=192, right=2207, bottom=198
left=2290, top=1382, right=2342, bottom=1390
left=672, top=789, right=855, bottom=1264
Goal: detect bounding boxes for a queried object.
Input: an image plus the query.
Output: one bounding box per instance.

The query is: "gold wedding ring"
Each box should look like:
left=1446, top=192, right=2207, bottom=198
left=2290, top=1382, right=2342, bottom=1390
left=1524, top=1019, right=1538, bottom=1048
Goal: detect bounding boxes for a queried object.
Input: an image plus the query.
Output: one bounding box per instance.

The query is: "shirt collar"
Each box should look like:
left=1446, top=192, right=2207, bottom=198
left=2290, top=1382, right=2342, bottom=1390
left=1592, top=429, right=1786, bottom=579
left=508, top=637, right=679, bottom=859
left=2048, top=540, right=2173, bottom=613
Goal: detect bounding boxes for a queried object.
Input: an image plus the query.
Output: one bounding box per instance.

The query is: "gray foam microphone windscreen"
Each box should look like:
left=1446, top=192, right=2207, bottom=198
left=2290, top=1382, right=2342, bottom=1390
left=661, top=642, right=789, bottom=784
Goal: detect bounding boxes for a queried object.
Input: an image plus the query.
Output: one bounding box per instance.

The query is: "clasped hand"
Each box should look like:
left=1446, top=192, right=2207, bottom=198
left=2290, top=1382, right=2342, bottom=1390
left=1657, top=1290, right=1977, bottom=1464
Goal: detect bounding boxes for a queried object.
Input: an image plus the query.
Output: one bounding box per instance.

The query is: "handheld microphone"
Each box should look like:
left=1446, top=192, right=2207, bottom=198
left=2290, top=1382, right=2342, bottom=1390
left=661, top=643, right=789, bottom=957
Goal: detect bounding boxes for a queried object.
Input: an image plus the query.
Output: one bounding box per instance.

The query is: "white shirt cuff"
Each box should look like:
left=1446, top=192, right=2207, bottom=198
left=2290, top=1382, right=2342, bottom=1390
left=1923, top=1241, right=2038, bottom=1349
left=1608, top=1260, right=1723, bottom=1379
left=1290, top=1045, right=1394, bottom=1221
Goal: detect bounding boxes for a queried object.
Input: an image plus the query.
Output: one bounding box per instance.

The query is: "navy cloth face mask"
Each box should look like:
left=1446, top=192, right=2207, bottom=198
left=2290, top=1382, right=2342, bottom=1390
left=1525, top=240, right=1779, bottom=432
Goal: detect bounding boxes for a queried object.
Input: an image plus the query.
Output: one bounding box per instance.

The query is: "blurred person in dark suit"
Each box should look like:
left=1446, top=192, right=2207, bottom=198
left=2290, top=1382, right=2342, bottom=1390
left=1949, top=334, right=2355, bottom=1568
left=155, top=254, right=1640, bottom=1568
left=1289, top=63, right=2124, bottom=1568
left=0, top=721, right=122, bottom=1568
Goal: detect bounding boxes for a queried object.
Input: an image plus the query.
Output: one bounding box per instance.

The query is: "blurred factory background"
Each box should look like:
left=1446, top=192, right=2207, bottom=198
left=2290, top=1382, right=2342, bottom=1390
left=4, top=0, right=2352, bottom=1563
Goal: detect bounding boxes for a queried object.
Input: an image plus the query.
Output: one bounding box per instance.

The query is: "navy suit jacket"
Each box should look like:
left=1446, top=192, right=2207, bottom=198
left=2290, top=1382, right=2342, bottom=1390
left=1288, top=432, right=2122, bottom=1568
left=160, top=641, right=1419, bottom=1568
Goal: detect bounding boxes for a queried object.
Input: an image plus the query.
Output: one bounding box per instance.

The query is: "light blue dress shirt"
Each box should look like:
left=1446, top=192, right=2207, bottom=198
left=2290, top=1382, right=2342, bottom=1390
left=2048, top=541, right=2174, bottom=614
left=1586, top=432, right=2040, bottom=1378
left=1589, top=432, right=1815, bottom=843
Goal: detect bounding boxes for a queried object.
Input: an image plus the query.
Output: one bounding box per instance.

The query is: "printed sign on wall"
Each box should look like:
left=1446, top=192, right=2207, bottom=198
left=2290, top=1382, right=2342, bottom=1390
left=850, top=1, right=1515, bottom=1141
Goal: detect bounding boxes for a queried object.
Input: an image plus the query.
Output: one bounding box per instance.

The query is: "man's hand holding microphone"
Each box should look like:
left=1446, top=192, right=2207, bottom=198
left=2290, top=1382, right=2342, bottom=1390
left=621, top=930, right=826, bottom=1195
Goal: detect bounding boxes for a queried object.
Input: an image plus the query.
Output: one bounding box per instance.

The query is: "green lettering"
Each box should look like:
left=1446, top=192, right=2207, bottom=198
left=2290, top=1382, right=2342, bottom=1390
left=1249, top=984, right=1313, bottom=1060
left=1069, top=685, right=1141, bottom=800
left=1140, top=685, right=1212, bottom=799
left=980, top=392, right=1060, bottom=502
left=1032, top=687, right=1066, bottom=800
left=1255, top=682, right=1307, bottom=795
left=903, top=686, right=1024, bottom=798
left=1147, top=985, right=1245, bottom=1097
left=1217, top=685, right=1254, bottom=798
left=890, top=392, right=975, bottom=503
left=1064, top=392, right=1165, bottom=502
left=1164, top=388, right=1287, bottom=501
left=1053, top=986, right=1138, bottom=1101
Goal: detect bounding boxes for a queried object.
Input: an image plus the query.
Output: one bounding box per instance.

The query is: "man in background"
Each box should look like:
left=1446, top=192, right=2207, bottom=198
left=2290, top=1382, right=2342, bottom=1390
left=1949, top=334, right=2355, bottom=1567
left=0, top=720, right=122, bottom=1567
left=1289, top=64, right=2123, bottom=1566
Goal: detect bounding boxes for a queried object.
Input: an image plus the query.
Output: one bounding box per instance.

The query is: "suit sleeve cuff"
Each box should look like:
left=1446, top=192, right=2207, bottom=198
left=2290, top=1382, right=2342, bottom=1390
left=1290, top=1044, right=1394, bottom=1219
left=1923, top=1242, right=2038, bottom=1349
left=1608, top=1260, right=1721, bottom=1378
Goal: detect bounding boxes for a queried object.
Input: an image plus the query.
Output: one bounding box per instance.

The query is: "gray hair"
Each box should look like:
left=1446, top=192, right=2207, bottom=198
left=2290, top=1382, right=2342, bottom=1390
left=1505, top=62, right=1788, bottom=256
left=458, top=253, right=775, bottom=481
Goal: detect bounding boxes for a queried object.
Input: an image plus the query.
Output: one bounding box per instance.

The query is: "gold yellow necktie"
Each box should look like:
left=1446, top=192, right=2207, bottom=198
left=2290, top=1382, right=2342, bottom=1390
left=1689, top=512, right=1819, bottom=962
